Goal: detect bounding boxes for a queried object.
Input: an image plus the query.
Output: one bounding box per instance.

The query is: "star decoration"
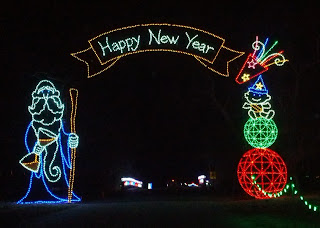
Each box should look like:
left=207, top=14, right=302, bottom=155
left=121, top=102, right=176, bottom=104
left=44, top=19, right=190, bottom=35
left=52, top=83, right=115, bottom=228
left=242, top=73, right=250, bottom=82
left=247, top=59, right=258, bottom=69
left=255, top=82, right=264, bottom=90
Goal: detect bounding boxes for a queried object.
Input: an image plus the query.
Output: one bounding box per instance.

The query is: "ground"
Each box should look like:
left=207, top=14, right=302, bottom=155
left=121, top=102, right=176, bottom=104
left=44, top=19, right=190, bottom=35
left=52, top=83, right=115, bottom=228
left=1, top=194, right=320, bottom=227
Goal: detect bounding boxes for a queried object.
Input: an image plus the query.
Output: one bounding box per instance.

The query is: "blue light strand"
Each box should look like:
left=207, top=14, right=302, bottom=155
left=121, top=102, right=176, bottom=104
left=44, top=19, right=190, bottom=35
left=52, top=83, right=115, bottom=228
left=16, top=172, right=34, bottom=204
left=59, top=128, right=71, bottom=187
left=61, top=122, right=72, bottom=167
left=41, top=163, right=74, bottom=202
left=248, top=75, right=269, bottom=95
left=60, top=123, right=71, bottom=168
left=24, top=122, right=32, bottom=154
left=257, top=38, right=269, bottom=60
left=17, top=123, right=81, bottom=204
left=18, top=80, right=81, bottom=204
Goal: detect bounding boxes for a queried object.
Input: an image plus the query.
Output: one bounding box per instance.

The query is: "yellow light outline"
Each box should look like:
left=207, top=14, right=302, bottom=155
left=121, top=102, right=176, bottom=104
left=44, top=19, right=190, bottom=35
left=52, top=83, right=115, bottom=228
left=39, top=138, right=55, bottom=142
left=241, top=73, right=251, bottom=82
left=68, top=88, right=78, bottom=203
left=71, top=23, right=244, bottom=78
left=88, top=23, right=225, bottom=65
left=20, top=154, right=40, bottom=172
left=22, top=154, right=39, bottom=165
left=255, top=82, right=264, bottom=90
left=195, top=46, right=244, bottom=77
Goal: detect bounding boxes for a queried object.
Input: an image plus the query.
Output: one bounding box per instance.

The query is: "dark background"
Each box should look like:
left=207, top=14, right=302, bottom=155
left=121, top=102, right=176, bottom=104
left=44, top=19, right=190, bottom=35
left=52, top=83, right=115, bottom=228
left=1, top=2, right=319, bottom=201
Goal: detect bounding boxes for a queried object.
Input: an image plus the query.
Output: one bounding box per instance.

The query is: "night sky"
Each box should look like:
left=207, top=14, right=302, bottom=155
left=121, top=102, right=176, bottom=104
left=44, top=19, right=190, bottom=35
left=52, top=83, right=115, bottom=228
left=1, top=2, right=320, bottom=199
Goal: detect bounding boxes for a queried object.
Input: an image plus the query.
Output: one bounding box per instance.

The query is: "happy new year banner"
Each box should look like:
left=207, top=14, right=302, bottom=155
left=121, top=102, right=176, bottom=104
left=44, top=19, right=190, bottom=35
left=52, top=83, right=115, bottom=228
left=71, top=24, right=244, bottom=78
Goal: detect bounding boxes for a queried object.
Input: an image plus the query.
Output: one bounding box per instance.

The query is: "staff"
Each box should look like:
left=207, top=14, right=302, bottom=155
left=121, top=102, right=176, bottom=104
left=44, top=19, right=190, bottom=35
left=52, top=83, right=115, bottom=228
left=68, top=88, right=79, bottom=203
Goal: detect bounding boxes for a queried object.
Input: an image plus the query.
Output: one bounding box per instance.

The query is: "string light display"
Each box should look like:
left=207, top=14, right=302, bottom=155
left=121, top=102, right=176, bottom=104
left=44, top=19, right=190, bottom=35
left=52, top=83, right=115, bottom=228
left=71, top=23, right=244, bottom=78
left=235, top=36, right=288, bottom=84
left=244, top=118, right=278, bottom=148
left=243, top=75, right=275, bottom=120
left=68, top=88, right=79, bottom=203
left=17, top=80, right=80, bottom=204
left=242, top=75, right=277, bottom=148
left=252, top=176, right=320, bottom=213
left=237, top=148, right=287, bottom=199
left=238, top=73, right=287, bottom=199
left=242, top=76, right=275, bottom=120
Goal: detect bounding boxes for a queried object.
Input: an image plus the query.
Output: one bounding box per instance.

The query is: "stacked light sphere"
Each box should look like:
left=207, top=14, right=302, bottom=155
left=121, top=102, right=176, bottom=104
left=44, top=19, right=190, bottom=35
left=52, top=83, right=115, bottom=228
left=237, top=148, right=287, bottom=199
left=238, top=75, right=287, bottom=199
left=244, top=117, right=278, bottom=148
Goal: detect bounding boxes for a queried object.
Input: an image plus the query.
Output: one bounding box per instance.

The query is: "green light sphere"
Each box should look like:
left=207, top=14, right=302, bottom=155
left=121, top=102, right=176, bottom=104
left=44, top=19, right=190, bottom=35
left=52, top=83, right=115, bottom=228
left=244, top=117, right=278, bottom=148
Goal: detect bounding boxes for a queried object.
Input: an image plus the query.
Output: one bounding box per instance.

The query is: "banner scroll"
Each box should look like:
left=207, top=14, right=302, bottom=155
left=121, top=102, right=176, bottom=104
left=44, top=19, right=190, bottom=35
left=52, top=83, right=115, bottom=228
left=71, top=23, right=244, bottom=78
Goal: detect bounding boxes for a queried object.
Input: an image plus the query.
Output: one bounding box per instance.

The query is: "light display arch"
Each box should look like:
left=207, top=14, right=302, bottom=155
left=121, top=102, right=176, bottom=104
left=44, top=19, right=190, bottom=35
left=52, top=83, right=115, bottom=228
left=17, top=25, right=289, bottom=204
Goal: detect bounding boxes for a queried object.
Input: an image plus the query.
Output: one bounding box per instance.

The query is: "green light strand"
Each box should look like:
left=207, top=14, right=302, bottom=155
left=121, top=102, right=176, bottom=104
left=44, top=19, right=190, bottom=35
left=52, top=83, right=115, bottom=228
left=251, top=176, right=319, bottom=212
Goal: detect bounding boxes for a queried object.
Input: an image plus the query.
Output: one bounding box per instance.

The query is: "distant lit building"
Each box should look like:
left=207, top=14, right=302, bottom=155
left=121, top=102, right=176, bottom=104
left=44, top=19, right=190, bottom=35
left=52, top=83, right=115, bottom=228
left=121, top=177, right=143, bottom=188
left=198, top=175, right=206, bottom=185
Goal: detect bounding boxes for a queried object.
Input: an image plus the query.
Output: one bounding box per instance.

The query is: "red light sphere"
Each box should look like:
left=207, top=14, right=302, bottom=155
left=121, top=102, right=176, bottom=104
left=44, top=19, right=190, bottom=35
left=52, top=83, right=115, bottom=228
left=237, top=148, right=287, bottom=199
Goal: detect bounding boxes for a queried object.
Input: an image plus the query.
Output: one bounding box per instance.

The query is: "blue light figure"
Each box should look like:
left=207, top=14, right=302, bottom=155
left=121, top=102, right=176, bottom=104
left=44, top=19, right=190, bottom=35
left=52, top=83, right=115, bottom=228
left=242, top=75, right=275, bottom=120
left=17, top=80, right=80, bottom=204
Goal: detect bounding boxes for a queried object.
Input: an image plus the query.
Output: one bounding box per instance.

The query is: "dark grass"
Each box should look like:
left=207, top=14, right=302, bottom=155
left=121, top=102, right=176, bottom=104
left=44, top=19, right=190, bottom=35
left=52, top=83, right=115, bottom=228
left=1, top=194, right=320, bottom=227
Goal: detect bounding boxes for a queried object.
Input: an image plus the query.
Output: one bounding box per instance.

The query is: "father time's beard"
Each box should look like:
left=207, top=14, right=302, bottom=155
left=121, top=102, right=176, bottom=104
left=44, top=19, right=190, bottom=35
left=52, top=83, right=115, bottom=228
left=32, top=119, right=62, bottom=139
